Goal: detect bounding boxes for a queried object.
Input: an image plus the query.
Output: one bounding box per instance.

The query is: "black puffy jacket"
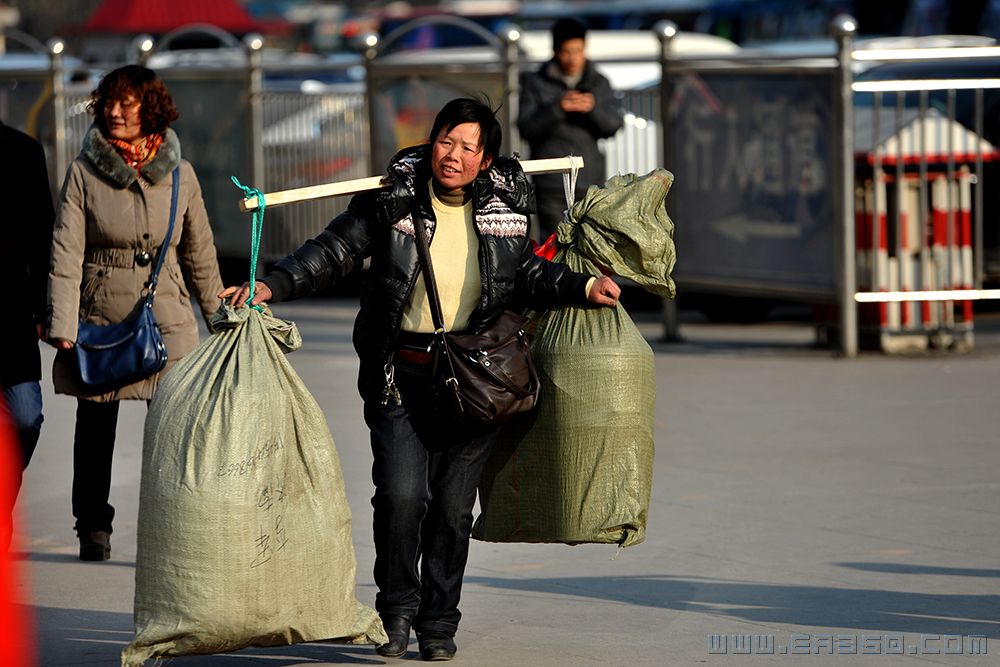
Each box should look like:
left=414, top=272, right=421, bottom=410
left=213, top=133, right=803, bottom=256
left=262, top=144, right=591, bottom=397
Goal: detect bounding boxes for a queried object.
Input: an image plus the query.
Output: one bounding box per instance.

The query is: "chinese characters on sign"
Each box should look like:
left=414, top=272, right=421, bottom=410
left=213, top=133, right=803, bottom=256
left=671, top=72, right=838, bottom=297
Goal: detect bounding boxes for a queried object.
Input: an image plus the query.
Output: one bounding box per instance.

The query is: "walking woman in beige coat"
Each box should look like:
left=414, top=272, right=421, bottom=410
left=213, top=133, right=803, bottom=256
left=47, top=65, right=222, bottom=561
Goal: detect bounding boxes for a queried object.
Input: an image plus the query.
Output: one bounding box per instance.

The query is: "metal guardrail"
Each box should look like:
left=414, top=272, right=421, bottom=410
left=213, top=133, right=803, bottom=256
left=3, top=15, right=999, bottom=357
left=653, top=17, right=1000, bottom=355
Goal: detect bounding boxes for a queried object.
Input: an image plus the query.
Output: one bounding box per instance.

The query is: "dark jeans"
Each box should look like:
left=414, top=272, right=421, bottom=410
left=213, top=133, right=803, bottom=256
left=535, top=193, right=566, bottom=240
left=72, top=399, right=120, bottom=534
left=1, top=381, right=44, bottom=493
left=363, top=361, right=497, bottom=637
left=1, top=382, right=44, bottom=547
left=534, top=173, right=588, bottom=239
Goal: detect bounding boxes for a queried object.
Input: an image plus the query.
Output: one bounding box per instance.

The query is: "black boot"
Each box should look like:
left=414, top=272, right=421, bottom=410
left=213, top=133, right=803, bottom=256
left=417, top=631, right=456, bottom=661
left=376, top=614, right=412, bottom=658
left=78, top=530, right=111, bottom=561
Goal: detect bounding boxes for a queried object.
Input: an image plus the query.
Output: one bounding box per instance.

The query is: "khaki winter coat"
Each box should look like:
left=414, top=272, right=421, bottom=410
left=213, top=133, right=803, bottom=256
left=48, top=125, right=223, bottom=402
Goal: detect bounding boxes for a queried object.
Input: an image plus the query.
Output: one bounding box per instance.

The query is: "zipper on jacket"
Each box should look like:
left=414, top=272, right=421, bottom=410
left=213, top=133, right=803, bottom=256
left=384, top=204, right=435, bottom=363
left=472, top=210, right=490, bottom=322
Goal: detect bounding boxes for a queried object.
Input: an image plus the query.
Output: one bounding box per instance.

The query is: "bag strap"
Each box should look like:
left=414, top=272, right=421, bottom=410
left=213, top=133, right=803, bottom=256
left=410, top=215, right=449, bottom=334
left=411, top=214, right=464, bottom=400
left=145, top=166, right=181, bottom=302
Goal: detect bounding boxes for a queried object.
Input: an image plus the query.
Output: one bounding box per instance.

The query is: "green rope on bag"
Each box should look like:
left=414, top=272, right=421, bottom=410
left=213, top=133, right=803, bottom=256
left=230, top=176, right=266, bottom=312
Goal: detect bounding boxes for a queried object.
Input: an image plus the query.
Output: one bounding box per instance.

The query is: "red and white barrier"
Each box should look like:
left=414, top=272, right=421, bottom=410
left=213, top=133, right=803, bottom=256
left=854, top=169, right=976, bottom=351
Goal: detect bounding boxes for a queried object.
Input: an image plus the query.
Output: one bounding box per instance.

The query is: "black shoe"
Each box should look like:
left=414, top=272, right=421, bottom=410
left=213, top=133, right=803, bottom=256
left=418, top=632, right=456, bottom=661
left=79, top=530, right=111, bottom=561
left=375, top=614, right=412, bottom=658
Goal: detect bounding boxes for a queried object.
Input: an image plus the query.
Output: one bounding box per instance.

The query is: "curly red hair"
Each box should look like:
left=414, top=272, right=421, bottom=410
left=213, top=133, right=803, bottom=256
left=88, top=65, right=179, bottom=137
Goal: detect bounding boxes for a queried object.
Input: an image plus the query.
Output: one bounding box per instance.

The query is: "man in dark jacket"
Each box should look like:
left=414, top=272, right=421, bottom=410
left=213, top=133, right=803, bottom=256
left=518, top=17, right=623, bottom=237
left=0, top=120, right=55, bottom=548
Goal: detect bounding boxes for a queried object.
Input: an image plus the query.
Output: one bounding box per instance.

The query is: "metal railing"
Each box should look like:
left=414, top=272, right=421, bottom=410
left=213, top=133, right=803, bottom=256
left=652, top=17, right=1000, bottom=355
left=846, top=33, right=1000, bottom=353
left=259, top=86, right=368, bottom=259
left=3, top=16, right=1000, bottom=357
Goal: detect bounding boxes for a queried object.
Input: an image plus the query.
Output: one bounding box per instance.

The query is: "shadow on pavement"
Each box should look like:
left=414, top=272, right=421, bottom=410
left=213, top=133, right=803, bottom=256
left=34, top=606, right=133, bottom=665
left=33, top=606, right=386, bottom=665
left=465, top=575, right=1000, bottom=639
left=835, top=562, right=1000, bottom=578
left=25, top=551, right=136, bottom=568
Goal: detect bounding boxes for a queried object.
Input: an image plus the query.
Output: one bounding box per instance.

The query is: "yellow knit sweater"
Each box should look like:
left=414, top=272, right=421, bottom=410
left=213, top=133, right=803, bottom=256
left=401, top=181, right=481, bottom=332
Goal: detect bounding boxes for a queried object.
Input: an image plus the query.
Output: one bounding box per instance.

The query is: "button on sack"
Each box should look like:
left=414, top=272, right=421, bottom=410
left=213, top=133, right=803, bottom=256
left=121, top=304, right=385, bottom=666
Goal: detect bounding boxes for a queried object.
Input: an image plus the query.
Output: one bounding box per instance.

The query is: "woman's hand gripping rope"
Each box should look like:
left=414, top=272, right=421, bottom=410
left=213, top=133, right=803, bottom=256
left=219, top=176, right=271, bottom=309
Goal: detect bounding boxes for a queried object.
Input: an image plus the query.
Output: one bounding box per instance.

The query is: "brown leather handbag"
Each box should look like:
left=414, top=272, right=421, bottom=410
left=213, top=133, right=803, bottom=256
left=411, top=215, right=540, bottom=424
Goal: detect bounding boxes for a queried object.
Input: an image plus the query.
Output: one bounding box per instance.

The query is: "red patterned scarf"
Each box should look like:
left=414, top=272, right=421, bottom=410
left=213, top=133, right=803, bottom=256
left=107, top=133, right=164, bottom=171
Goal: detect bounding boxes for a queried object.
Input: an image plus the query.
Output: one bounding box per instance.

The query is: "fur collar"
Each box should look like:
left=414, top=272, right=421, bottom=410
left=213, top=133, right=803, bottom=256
left=82, top=125, right=181, bottom=188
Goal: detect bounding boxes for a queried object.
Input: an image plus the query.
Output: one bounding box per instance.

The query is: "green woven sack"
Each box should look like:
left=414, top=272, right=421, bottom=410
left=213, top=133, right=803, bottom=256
left=122, top=304, right=385, bottom=666
left=473, top=169, right=675, bottom=547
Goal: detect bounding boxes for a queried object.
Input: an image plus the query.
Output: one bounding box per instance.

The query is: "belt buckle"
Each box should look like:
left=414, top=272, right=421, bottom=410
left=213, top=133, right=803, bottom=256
left=135, top=250, right=152, bottom=267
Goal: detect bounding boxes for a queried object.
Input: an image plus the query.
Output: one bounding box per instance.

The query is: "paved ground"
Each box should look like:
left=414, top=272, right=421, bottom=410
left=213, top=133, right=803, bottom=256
left=13, top=299, right=1000, bottom=666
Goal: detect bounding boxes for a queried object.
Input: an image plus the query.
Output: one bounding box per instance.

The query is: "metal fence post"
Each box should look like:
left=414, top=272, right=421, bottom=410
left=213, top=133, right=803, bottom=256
left=832, top=15, right=858, bottom=357
left=499, top=23, right=522, bottom=159
left=655, top=21, right=683, bottom=342
left=47, top=37, right=67, bottom=186
left=361, top=32, right=380, bottom=178
left=243, top=33, right=265, bottom=277
left=132, top=33, right=154, bottom=66
left=244, top=33, right=265, bottom=193
left=974, top=88, right=985, bottom=289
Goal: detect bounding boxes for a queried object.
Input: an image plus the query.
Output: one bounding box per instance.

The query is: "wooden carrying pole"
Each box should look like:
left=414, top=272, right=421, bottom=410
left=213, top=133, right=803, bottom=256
left=238, top=156, right=584, bottom=212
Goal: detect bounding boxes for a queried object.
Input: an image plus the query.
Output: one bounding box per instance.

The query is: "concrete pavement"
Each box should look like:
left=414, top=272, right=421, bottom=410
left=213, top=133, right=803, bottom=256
left=14, top=299, right=1000, bottom=666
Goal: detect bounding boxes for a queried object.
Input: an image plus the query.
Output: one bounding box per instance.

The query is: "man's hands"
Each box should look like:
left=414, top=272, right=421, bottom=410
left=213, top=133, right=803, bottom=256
left=218, top=281, right=272, bottom=308
left=586, top=275, right=621, bottom=307
left=560, top=90, right=596, bottom=114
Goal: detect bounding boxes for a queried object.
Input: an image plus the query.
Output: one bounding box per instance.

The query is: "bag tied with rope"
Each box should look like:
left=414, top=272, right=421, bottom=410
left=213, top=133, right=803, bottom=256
left=473, top=167, right=675, bottom=547
left=122, top=181, right=385, bottom=666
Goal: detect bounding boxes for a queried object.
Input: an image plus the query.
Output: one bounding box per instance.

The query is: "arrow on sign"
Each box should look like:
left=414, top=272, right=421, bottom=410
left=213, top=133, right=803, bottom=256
left=713, top=216, right=803, bottom=243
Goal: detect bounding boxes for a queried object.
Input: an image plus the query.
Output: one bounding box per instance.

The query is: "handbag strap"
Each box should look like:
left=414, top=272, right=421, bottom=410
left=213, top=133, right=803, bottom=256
left=411, top=214, right=449, bottom=334
left=145, top=166, right=181, bottom=302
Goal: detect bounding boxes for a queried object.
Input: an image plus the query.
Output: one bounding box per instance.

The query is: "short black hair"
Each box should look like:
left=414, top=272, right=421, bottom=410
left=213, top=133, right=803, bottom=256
left=552, top=17, right=587, bottom=50
left=428, top=97, right=502, bottom=163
